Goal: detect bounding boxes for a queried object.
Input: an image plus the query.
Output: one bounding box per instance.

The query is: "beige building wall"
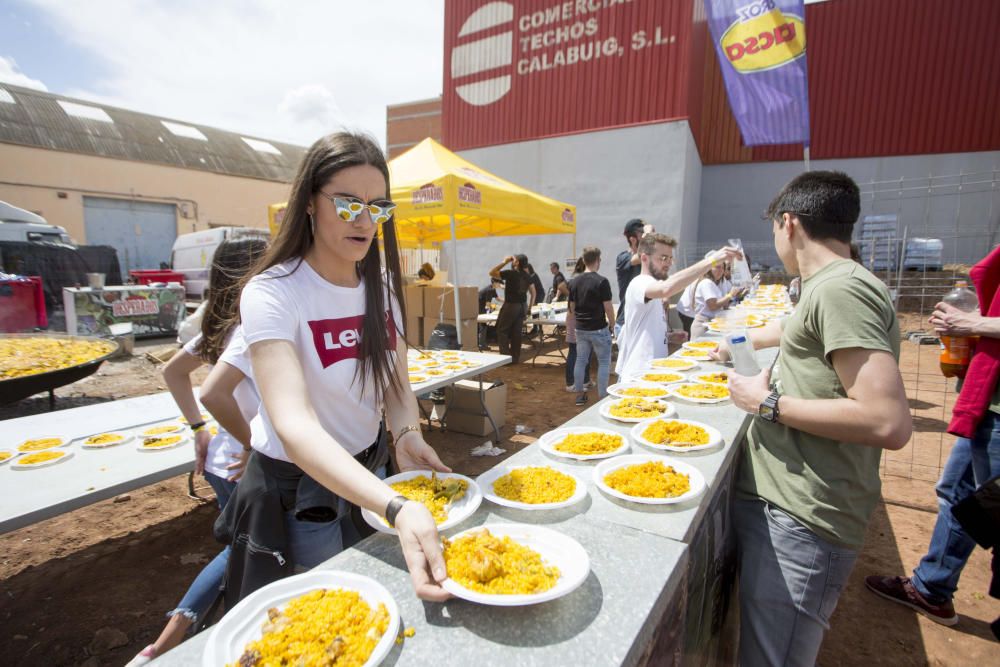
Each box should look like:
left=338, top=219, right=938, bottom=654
left=0, top=143, right=293, bottom=243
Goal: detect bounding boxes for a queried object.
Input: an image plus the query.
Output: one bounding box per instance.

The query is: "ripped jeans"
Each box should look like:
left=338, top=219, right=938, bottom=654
left=166, top=472, right=236, bottom=624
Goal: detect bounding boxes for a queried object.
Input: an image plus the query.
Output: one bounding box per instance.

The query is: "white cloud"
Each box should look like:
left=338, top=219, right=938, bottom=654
left=0, top=55, right=48, bottom=91
left=24, top=0, right=444, bottom=147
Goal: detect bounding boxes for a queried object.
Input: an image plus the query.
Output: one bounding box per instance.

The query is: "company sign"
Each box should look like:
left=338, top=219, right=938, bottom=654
left=444, top=0, right=688, bottom=149
left=705, top=0, right=810, bottom=145
left=411, top=183, right=444, bottom=208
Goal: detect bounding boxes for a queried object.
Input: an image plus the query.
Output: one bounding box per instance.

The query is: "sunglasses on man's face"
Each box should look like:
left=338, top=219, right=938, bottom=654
left=320, top=192, right=396, bottom=225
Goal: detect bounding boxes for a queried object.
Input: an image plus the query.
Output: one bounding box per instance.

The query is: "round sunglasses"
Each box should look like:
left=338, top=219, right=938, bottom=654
left=320, top=191, right=397, bottom=225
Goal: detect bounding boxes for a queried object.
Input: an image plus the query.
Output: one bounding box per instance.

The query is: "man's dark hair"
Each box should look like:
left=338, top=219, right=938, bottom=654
left=623, top=218, right=645, bottom=240
left=514, top=253, right=529, bottom=270
left=550, top=262, right=559, bottom=271
left=765, top=171, right=860, bottom=244
left=582, top=246, right=601, bottom=265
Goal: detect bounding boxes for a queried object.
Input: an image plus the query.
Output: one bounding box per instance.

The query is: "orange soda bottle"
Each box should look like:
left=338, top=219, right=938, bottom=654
left=939, top=280, right=979, bottom=378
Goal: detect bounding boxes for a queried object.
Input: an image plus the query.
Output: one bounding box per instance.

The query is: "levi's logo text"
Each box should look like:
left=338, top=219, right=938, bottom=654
left=308, top=311, right=397, bottom=369
left=721, top=0, right=805, bottom=73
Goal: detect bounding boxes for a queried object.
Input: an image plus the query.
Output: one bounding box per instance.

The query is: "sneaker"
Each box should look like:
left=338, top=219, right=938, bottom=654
left=575, top=393, right=589, bottom=406
left=124, top=645, right=157, bottom=667
left=565, top=385, right=576, bottom=392
left=864, top=575, right=958, bottom=626
left=584, top=381, right=595, bottom=390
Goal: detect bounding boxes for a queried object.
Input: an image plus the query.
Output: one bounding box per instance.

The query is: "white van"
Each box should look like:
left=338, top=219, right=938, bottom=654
left=170, top=226, right=270, bottom=299
left=0, top=201, right=75, bottom=245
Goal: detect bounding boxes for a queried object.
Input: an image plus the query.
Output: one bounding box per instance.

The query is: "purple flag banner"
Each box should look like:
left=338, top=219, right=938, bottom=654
left=704, top=0, right=810, bottom=146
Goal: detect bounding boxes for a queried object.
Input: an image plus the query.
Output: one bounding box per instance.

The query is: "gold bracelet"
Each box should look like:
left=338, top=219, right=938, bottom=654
left=395, top=424, right=421, bottom=441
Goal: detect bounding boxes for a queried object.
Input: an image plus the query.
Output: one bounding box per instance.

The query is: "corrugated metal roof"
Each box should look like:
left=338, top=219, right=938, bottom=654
left=0, top=83, right=306, bottom=181
left=694, top=0, right=1000, bottom=163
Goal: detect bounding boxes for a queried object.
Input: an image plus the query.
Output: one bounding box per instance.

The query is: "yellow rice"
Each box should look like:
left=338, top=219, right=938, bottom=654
left=443, top=528, right=560, bottom=594
left=17, top=437, right=64, bottom=452
left=17, top=450, right=67, bottom=465
left=685, top=341, right=719, bottom=350
left=388, top=475, right=468, bottom=523
left=608, top=398, right=667, bottom=419
left=142, top=425, right=182, bottom=436
left=618, top=386, right=668, bottom=397
left=230, top=588, right=389, bottom=667
left=0, top=451, right=13, bottom=463
left=675, top=383, right=730, bottom=400
left=603, top=461, right=691, bottom=498
left=641, top=420, right=710, bottom=446
left=695, top=372, right=728, bottom=385
left=492, top=467, right=576, bottom=504
left=553, top=432, right=623, bottom=455
left=651, top=359, right=694, bottom=369
left=141, top=435, right=183, bottom=449
left=84, top=433, right=126, bottom=446
left=0, top=338, right=115, bottom=380
left=679, top=350, right=708, bottom=358
left=639, top=372, right=684, bottom=384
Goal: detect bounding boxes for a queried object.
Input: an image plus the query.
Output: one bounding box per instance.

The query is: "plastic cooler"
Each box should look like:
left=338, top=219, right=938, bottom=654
left=129, top=269, right=185, bottom=286
left=0, top=276, right=47, bottom=332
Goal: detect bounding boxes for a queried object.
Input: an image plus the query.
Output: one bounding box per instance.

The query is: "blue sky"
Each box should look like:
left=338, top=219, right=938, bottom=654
left=0, top=0, right=446, bottom=147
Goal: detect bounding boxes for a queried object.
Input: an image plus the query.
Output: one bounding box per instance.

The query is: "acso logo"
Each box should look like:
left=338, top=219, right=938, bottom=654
left=721, top=0, right=805, bottom=73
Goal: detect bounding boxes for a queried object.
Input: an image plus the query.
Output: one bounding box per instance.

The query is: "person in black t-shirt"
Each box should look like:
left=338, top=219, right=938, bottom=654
left=568, top=246, right=615, bottom=404
left=525, top=264, right=545, bottom=310
left=548, top=262, right=566, bottom=303
left=615, top=218, right=655, bottom=336
left=488, top=253, right=535, bottom=363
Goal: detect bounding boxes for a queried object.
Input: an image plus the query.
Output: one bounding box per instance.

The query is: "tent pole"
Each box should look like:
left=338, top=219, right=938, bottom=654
left=450, top=214, right=462, bottom=346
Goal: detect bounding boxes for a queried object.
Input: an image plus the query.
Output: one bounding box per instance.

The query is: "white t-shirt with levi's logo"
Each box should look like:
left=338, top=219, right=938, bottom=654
left=239, top=259, right=401, bottom=462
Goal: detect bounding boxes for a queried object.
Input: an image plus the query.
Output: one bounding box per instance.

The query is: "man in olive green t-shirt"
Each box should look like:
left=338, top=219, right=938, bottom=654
left=717, top=172, right=912, bottom=666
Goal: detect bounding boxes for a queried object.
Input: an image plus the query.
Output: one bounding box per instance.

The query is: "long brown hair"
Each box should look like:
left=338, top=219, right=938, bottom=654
left=238, top=132, right=406, bottom=404
left=195, top=237, right=268, bottom=364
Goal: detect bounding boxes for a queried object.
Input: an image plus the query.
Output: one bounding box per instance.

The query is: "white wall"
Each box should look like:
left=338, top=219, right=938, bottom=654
left=448, top=119, right=702, bottom=299
left=697, top=151, right=1000, bottom=267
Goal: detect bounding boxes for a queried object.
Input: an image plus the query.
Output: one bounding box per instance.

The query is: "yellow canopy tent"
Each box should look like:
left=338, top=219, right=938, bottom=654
left=388, top=138, right=576, bottom=342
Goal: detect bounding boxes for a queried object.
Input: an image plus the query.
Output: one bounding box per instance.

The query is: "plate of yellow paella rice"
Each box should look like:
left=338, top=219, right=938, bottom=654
left=79, top=431, right=135, bottom=448
left=441, top=524, right=589, bottom=606
left=606, top=381, right=671, bottom=399
left=136, top=434, right=189, bottom=452
left=626, top=370, right=687, bottom=386
left=593, top=454, right=705, bottom=505
left=0, top=449, right=16, bottom=465
left=599, top=397, right=677, bottom=423
left=139, top=423, right=186, bottom=437
left=15, top=435, right=72, bottom=453
left=630, top=418, right=723, bottom=453
left=692, top=371, right=729, bottom=386
left=668, top=382, right=731, bottom=404
left=674, top=349, right=713, bottom=361
left=647, top=357, right=699, bottom=371
left=682, top=340, right=720, bottom=352
left=478, top=465, right=587, bottom=510
left=11, top=449, right=74, bottom=470
left=361, top=470, right=482, bottom=535
left=537, top=426, right=629, bottom=461
left=204, top=569, right=399, bottom=667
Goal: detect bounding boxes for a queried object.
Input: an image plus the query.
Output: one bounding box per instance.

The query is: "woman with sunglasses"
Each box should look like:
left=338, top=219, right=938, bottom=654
left=218, top=132, right=451, bottom=604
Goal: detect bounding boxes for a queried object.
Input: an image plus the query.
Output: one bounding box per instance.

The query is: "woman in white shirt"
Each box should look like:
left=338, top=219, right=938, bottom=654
left=222, top=132, right=451, bottom=603
left=687, top=259, right=742, bottom=338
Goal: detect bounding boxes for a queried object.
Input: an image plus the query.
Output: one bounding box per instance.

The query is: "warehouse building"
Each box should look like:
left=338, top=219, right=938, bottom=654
left=0, top=84, right=304, bottom=271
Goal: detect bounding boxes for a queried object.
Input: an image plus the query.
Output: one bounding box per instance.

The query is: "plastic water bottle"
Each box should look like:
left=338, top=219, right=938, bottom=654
left=726, top=333, right=761, bottom=376
left=938, top=280, right=979, bottom=378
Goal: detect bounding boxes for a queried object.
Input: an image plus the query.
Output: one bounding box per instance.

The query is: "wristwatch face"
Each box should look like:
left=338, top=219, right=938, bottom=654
left=759, top=404, right=776, bottom=422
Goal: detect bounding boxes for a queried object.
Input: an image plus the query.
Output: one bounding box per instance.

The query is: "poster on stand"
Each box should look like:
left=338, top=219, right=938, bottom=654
left=64, top=285, right=185, bottom=338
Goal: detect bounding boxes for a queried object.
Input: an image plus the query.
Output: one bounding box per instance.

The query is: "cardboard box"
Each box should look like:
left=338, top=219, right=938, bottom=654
left=403, top=284, right=424, bottom=318
left=404, top=312, right=422, bottom=344
left=423, top=286, right=478, bottom=321
left=444, top=379, right=507, bottom=436
left=422, top=317, right=478, bottom=351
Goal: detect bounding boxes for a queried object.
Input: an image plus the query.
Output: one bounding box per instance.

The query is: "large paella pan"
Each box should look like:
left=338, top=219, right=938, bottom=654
left=0, top=333, right=119, bottom=405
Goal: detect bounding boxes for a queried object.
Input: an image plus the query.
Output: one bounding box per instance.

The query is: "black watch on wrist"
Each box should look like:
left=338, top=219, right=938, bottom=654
left=385, top=495, right=410, bottom=528
left=758, top=391, right=781, bottom=423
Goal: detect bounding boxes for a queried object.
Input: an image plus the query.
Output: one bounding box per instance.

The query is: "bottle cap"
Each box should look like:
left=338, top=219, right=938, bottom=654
left=730, top=335, right=747, bottom=344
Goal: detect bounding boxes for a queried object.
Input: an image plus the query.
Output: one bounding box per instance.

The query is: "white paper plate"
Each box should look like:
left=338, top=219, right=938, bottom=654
left=136, top=434, right=191, bottom=452
left=79, top=431, right=135, bottom=448
left=630, top=417, right=724, bottom=452
left=668, top=383, right=731, bottom=404
left=442, top=524, right=590, bottom=606
left=361, top=470, right=482, bottom=535
left=593, top=454, right=706, bottom=505
left=537, top=426, right=630, bottom=461
left=0, top=449, right=16, bottom=465
left=647, top=357, right=699, bottom=372
left=673, top=350, right=713, bottom=361
left=14, top=434, right=73, bottom=453
left=138, top=423, right=186, bottom=437
left=421, top=369, right=454, bottom=381
left=478, top=465, right=587, bottom=510
left=692, top=372, right=729, bottom=386
left=606, top=381, right=672, bottom=399
left=599, top=398, right=677, bottom=423
left=682, top=341, right=721, bottom=352
left=203, top=569, right=399, bottom=667
left=12, top=449, right=75, bottom=470
left=627, top=371, right=687, bottom=386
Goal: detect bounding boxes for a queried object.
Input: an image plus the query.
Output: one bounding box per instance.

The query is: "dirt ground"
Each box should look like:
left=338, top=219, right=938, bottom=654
left=1, top=334, right=997, bottom=666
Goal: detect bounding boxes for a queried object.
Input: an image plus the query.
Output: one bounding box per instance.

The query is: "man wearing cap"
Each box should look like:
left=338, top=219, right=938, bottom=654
left=615, top=219, right=654, bottom=338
